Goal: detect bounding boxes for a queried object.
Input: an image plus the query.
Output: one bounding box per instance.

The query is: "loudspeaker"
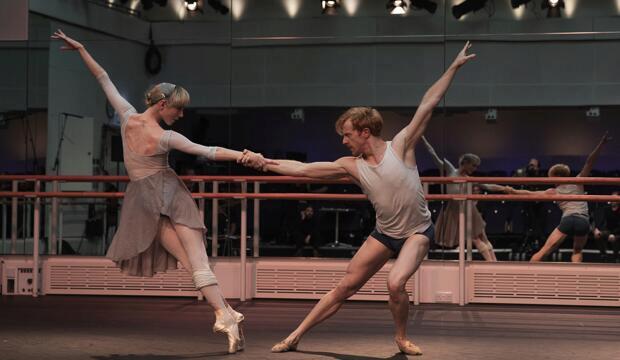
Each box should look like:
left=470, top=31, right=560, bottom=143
left=111, top=135, right=123, bottom=162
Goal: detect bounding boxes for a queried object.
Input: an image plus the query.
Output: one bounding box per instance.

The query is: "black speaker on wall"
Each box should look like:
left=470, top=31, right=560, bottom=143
left=111, top=135, right=124, bottom=162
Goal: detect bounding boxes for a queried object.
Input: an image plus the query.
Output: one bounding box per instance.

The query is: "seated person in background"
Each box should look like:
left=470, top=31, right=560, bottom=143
left=593, top=191, right=620, bottom=263
left=294, top=204, right=321, bottom=257
left=514, top=158, right=548, bottom=255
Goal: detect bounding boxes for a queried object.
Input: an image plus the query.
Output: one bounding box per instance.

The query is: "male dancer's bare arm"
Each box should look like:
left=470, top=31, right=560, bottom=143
left=578, top=132, right=611, bottom=177
left=479, top=183, right=511, bottom=193
left=264, top=158, right=351, bottom=179
left=393, top=42, right=476, bottom=153
left=51, top=29, right=134, bottom=117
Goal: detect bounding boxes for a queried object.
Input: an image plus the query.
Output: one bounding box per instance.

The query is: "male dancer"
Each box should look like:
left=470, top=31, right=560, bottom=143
left=250, top=42, right=476, bottom=355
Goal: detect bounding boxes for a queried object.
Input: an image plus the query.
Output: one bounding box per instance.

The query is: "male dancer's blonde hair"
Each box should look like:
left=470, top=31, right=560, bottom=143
left=335, top=107, right=383, bottom=136
left=549, top=164, right=571, bottom=177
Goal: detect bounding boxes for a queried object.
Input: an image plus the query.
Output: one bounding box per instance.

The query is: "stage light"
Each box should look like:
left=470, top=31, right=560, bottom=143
left=185, top=0, right=198, bottom=12
left=387, top=0, right=407, bottom=15
left=411, top=0, right=437, bottom=14
left=322, top=0, right=340, bottom=15
left=541, top=0, right=564, bottom=18
left=452, top=0, right=487, bottom=20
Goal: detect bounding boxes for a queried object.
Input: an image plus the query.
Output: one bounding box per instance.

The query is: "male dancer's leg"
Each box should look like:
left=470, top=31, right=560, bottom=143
left=272, top=237, right=392, bottom=352
left=531, top=228, right=567, bottom=262
left=571, top=235, right=587, bottom=263
left=387, top=233, right=430, bottom=355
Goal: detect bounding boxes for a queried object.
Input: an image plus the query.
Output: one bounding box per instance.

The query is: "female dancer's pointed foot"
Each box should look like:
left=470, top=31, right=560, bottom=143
left=226, top=304, right=245, bottom=351
left=271, top=338, right=298, bottom=353
left=213, top=311, right=241, bottom=354
left=396, top=339, right=423, bottom=356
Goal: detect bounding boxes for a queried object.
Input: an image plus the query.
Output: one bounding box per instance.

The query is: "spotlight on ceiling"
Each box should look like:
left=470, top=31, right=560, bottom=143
left=411, top=0, right=437, bottom=14
left=541, top=0, right=564, bottom=18
left=322, top=0, right=341, bottom=15
left=510, top=0, right=532, bottom=8
left=387, top=0, right=407, bottom=15
left=452, top=0, right=487, bottom=20
left=185, top=0, right=199, bottom=12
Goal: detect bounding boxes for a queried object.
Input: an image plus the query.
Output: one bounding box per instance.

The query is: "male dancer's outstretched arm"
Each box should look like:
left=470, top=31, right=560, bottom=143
left=261, top=158, right=354, bottom=179
left=392, top=41, right=476, bottom=159
left=509, top=132, right=611, bottom=195
left=579, top=132, right=611, bottom=177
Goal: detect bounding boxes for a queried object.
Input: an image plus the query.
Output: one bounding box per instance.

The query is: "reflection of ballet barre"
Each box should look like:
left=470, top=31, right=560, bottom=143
left=319, top=207, right=356, bottom=247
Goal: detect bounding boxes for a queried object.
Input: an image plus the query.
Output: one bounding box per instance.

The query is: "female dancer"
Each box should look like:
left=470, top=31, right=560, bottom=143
left=52, top=29, right=268, bottom=353
left=509, top=133, right=611, bottom=262
left=421, top=136, right=511, bottom=261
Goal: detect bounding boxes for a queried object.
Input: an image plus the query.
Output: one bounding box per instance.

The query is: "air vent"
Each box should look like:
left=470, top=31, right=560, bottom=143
left=255, top=260, right=413, bottom=301
left=469, top=265, right=620, bottom=306
left=44, top=258, right=198, bottom=297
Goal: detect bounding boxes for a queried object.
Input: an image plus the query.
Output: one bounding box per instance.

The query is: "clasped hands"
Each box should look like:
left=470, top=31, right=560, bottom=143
left=237, top=150, right=277, bottom=171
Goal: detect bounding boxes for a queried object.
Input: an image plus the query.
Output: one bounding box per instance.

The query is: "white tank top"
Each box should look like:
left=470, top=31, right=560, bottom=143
left=556, top=184, right=588, bottom=218
left=356, top=142, right=432, bottom=238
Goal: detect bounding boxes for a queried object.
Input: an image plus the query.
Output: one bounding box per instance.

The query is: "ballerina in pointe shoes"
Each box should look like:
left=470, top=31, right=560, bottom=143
left=52, top=29, right=273, bottom=354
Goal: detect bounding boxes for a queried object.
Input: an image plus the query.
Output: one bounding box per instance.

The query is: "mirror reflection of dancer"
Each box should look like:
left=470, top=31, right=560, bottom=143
left=509, top=133, right=611, bottom=263
left=421, top=137, right=511, bottom=261
left=249, top=42, right=476, bottom=356
left=52, top=29, right=272, bottom=354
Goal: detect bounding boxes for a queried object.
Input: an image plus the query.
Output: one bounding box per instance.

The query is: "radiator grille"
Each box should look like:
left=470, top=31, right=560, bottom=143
left=45, top=259, right=197, bottom=297
left=469, top=267, right=620, bottom=306
left=255, top=262, right=414, bottom=300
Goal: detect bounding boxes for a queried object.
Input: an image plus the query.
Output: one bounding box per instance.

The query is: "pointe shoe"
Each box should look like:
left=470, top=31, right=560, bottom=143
left=396, top=339, right=423, bottom=356
left=271, top=339, right=298, bottom=353
left=213, top=313, right=241, bottom=354
left=227, top=304, right=244, bottom=323
left=226, top=304, right=245, bottom=351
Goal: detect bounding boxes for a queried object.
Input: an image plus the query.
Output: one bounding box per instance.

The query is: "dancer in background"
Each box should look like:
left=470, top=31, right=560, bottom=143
left=508, top=132, right=611, bottom=262
left=421, top=137, right=511, bottom=261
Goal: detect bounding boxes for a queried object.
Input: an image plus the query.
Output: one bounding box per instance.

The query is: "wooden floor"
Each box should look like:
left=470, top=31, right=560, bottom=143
left=1, top=296, right=619, bottom=359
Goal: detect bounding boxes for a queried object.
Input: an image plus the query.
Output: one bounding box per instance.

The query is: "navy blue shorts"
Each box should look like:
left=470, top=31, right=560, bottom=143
left=370, top=223, right=435, bottom=254
left=558, top=215, right=590, bottom=237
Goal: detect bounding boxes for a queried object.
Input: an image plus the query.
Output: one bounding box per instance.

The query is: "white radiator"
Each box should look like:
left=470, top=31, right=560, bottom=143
left=468, top=263, right=620, bottom=306
left=254, top=258, right=414, bottom=301
left=43, top=257, right=198, bottom=297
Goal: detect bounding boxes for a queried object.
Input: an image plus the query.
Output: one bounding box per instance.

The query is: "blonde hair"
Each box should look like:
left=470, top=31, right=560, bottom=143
left=335, top=107, right=383, bottom=136
left=459, top=153, right=481, bottom=167
left=145, top=83, right=190, bottom=108
left=548, top=164, right=571, bottom=177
